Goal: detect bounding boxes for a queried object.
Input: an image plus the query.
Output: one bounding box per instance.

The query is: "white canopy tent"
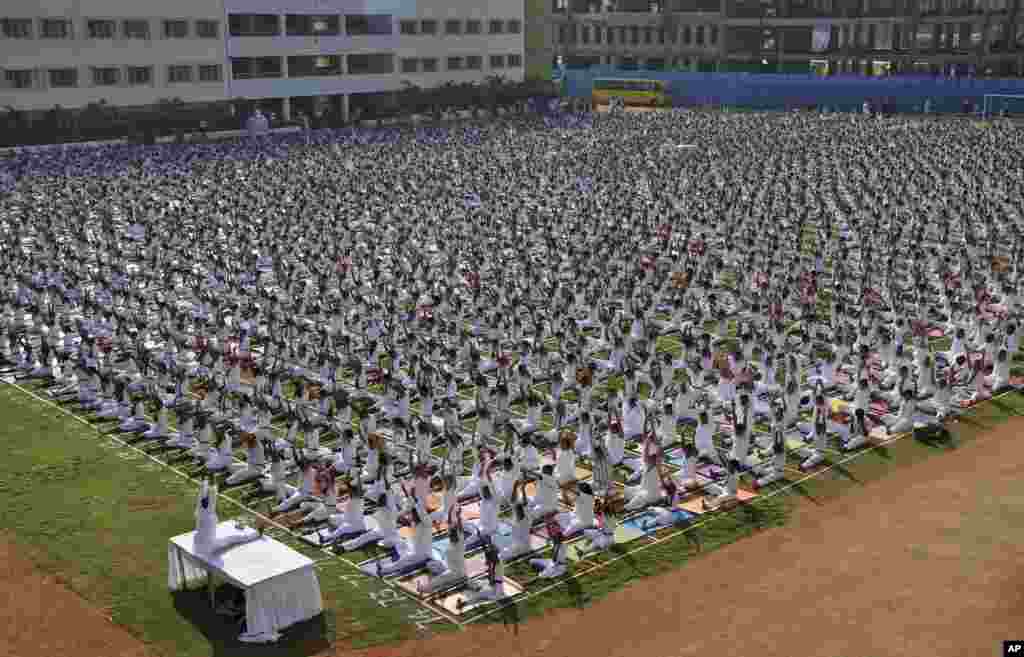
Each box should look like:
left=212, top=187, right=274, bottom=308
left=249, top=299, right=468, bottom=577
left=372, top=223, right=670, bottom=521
left=168, top=521, right=323, bottom=643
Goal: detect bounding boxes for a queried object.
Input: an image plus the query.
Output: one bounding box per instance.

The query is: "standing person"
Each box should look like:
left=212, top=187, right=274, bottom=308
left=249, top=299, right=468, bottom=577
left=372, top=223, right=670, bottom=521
left=457, top=537, right=504, bottom=608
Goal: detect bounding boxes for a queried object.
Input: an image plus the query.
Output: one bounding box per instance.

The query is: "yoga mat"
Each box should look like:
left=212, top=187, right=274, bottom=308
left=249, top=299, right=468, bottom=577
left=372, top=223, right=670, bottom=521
left=300, top=527, right=362, bottom=546
left=676, top=496, right=708, bottom=515
left=785, top=436, right=808, bottom=451
left=677, top=487, right=756, bottom=513
left=357, top=553, right=430, bottom=578
left=696, top=463, right=726, bottom=479
left=621, top=509, right=696, bottom=536
left=462, top=553, right=489, bottom=578
left=396, top=573, right=433, bottom=596
left=435, top=577, right=524, bottom=615
left=663, top=448, right=688, bottom=468
left=610, top=522, right=645, bottom=544
left=488, top=522, right=548, bottom=554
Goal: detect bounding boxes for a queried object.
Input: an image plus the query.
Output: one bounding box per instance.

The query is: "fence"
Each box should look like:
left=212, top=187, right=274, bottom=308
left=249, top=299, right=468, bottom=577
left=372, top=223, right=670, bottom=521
left=560, top=67, right=1024, bottom=114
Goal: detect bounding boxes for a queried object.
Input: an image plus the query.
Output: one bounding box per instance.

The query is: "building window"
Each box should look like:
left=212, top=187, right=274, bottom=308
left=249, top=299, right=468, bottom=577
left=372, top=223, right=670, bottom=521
left=630, top=25, right=639, bottom=44
left=582, top=25, right=590, bottom=44
left=288, top=55, right=342, bottom=76
left=644, top=27, right=653, bottom=44
left=1, top=18, right=32, bottom=38
left=346, top=15, right=392, bottom=36
left=695, top=25, right=704, bottom=46
left=228, top=14, right=280, bottom=37
left=164, top=20, right=188, bottom=38
left=558, top=25, right=566, bottom=43
left=489, top=19, right=504, bottom=34
left=400, top=57, right=419, bottom=72
left=447, top=56, right=464, bottom=70
left=421, top=57, right=438, bottom=72
left=658, top=27, right=665, bottom=44
left=87, top=19, right=115, bottom=39
left=41, top=18, right=70, bottom=39
left=4, top=69, right=34, bottom=89
left=683, top=25, right=691, bottom=44
left=199, top=64, right=222, bottom=81
left=400, top=20, right=417, bottom=34
left=286, top=15, right=340, bottom=36
left=507, top=20, right=521, bottom=34
left=508, top=54, right=522, bottom=67
left=196, top=20, right=218, bottom=38
left=445, top=20, right=461, bottom=35
left=347, top=53, right=393, bottom=74
left=167, top=64, right=193, bottom=83
left=92, top=67, right=120, bottom=86
left=126, top=66, right=152, bottom=85
left=915, top=24, right=934, bottom=50
left=466, top=55, right=482, bottom=70
left=421, top=19, right=437, bottom=34
left=607, top=27, right=614, bottom=44
left=710, top=25, right=718, bottom=45
left=490, top=54, right=505, bottom=68
left=48, top=68, right=77, bottom=88
left=464, top=20, right=480, bottom=35
left=123, top=20, right=150, bottom=39
left=970, top=21, right=983, bottom=46
left=595, top=25, right=603, bottom=43
left=231, top=57, right=283, bottom=79
left=876, top=22, right=892, bottom=49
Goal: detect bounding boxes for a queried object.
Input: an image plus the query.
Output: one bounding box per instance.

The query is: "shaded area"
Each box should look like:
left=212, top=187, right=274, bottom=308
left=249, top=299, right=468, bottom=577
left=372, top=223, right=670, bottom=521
left=171, top=587, right=329, bottom=657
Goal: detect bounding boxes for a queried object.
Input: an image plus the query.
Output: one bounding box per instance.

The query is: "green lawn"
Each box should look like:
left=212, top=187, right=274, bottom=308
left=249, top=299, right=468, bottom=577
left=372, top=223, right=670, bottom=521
left=0, top=384, right=423, bottom=657
left=4, top=377, right=1023, bottom=653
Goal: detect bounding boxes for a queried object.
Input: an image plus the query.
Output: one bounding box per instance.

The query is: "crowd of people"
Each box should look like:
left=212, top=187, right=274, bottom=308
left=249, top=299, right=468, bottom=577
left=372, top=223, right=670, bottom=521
left=1, top=106, right=1022, bottom=608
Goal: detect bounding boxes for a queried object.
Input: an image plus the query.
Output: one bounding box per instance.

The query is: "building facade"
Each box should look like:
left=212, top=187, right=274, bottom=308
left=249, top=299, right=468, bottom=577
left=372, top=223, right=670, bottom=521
left=0, top=0, right=525, bottom=121
left=531, top=0, right=1024, bottom=78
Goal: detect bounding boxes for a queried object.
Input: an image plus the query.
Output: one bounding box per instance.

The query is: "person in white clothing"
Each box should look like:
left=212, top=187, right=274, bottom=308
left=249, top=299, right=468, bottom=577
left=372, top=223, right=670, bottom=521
left=418, top=505, right=468, bottom=594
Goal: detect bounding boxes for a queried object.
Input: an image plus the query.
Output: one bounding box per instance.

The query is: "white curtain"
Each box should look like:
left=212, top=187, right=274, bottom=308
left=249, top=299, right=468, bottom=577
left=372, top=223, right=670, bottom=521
left=167, top=545, right=324, bottom=643
left=167, top=544, right=210, bottom=591
left=241, top=566, right=323, bottom=643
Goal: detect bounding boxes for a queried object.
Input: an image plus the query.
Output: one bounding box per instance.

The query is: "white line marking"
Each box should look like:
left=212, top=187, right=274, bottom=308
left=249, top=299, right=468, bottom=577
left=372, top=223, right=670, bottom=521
left=460, top=395, right=1015, bottom=625
left=1, top=381, right=460, bottom=629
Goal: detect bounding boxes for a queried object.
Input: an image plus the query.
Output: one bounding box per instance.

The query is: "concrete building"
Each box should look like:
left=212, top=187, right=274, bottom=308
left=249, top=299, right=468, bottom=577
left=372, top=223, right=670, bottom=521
left=529, top=0, right=1024, bottom=78
left=0, top=0, right=525, bottom=122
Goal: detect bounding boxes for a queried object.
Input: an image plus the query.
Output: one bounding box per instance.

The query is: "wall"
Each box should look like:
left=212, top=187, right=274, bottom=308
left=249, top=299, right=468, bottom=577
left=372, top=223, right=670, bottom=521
left=561, top=67, right=1024, bottom=111
left=1, top=0, right=524, bottom=112
left=0, top=0, right=228, bottom=110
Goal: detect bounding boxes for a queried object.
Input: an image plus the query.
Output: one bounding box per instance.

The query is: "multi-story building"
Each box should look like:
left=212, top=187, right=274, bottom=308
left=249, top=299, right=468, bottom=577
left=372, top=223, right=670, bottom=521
left=0, top=0, right=525, bottom=123
left=530, top=0, right=1024, bottom=78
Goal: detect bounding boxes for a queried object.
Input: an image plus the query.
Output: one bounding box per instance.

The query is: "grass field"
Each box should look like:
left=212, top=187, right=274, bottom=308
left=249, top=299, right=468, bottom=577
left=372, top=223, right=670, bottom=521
left=0, top=384, right=423, bottom=657
left=2, top=378, right=1022, bottom=656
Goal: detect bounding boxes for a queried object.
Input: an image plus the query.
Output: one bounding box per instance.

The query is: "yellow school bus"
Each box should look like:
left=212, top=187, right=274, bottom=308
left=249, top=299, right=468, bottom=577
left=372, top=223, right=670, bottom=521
left=592, top=78, right=669, bottom=108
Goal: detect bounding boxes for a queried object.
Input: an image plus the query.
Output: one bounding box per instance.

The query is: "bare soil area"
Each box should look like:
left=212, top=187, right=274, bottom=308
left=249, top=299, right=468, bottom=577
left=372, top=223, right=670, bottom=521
left=343, top=418, right=1024, bottom=657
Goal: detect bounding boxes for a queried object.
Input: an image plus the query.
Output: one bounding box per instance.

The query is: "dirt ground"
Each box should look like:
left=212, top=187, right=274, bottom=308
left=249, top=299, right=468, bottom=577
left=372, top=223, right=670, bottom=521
left=0, top=538, right=151, bottom=657
left=3, top=419, right=1023, bottom=657
left=343, top=417, right=1024, bottom=657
